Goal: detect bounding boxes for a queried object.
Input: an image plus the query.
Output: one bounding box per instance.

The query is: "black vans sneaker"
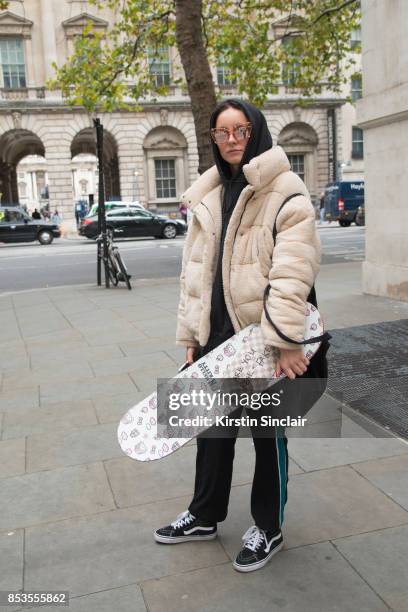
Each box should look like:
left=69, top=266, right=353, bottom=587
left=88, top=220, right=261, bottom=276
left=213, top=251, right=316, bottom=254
left=233, top=526, right=283, bottom=572
left=154, top=510, right=217, bottom=544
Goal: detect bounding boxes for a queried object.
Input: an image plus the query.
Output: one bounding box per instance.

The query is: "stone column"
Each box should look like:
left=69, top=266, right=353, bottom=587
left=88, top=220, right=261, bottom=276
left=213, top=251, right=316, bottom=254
left=357, top=0, right=408, bottom=301
left=40, top=0, right=58, bottom=81
left=44, top=146, right=75, bottom=220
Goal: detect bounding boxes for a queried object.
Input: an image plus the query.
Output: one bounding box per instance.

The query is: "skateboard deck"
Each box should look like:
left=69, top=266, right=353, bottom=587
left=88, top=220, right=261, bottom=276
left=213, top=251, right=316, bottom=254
left=117, top=303, right=324, bottom=461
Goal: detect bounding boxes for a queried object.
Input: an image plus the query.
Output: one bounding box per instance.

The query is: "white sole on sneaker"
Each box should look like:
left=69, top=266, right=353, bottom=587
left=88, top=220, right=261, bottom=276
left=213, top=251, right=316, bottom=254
left=232, top=541, right=284, bottom=572
left=154, top=532, right=218, bottom=544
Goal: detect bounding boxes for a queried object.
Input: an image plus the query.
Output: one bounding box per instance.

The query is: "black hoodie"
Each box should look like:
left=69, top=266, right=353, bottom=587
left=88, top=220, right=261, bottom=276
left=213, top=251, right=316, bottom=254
left=200, top=99, right=273, bottom=354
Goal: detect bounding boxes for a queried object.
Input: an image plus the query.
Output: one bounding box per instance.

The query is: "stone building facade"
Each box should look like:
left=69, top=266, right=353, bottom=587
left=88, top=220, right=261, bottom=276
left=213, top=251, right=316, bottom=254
left=357, top=0, right=408, bottom=301
left=0, top=0, right=363, bottom=220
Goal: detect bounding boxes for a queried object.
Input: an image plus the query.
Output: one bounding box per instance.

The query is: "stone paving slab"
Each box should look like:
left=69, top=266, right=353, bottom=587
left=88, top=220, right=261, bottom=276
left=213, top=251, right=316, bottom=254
left=47, top=297, right=99, bottom=316
left=218, top=466, right=408, bottom=557
left=28, top=344, right=124, bottom=368
left=39, top=373, right=137, bottom=405
left=26, top=422, right=124, bottom=472
left=24, top=329, right=86, bottom=348
left=15, top=313, right=70, bottom=339
left=106, top=438, right=304, bottom=510
left=119, top=336, right=179, bottom=357
left=140, top=541, right=388, bottom=612
left=333, top=525, right=408, bottom=612
left=0, top=386, right=39, bottom=413
left=63, top=308, right=123, bottom=326
left=0, top=463, right=115, bottom=531
left=80, top=327, right=147, bottom=347
left=1, top=361, right=95, bottom=391
left=2, top=399, right=97, bottom=440
left=130, top=366, right=179, bottom=393
left=111, top=303, right=177, bottom=322
left=24, top=501, right=228, bottom=598
left=92, top=391, right=145, bottom=424
left=0, top=310, right=21, bottom=343
left=0, top=529, right=23, bottom=591
left=351, top=453, right=408, bottom=511
left=12, top=292, right=51, bottom=308
left=0, top=438, right=25, bottom=478
left=287, top=437, right=408, bottom=471
left=13, top=585, right=147, bottom=612
left=0, top=352, right=30, bottom=373
left=91, top=351, right=175, bottom=378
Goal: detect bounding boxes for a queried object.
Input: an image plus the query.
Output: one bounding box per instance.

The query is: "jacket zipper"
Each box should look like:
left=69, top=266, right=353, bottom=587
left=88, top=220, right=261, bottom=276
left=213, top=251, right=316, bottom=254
left=222, top=190, right=255, bottom=331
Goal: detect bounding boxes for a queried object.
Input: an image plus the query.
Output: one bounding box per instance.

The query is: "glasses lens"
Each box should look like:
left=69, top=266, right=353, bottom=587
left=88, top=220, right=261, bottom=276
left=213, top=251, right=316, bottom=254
left=235, top=125, right=250, bottom=140
left=212, top=130, right=227, bottom=144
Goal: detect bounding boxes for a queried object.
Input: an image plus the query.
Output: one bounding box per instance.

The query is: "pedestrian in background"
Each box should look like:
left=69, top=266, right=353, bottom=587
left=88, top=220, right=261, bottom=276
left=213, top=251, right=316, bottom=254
left=51, top=209, right=62, bottom=224
left=319, top=192, right=325, bottom=224
left=32, top=208, right=41, bottom=220
left=179, top=201, right=188, bottom=223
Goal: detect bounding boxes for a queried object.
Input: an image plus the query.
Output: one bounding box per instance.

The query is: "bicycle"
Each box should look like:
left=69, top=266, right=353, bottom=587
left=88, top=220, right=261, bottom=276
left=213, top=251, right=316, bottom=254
left=97, top=230, right=132, bottom=290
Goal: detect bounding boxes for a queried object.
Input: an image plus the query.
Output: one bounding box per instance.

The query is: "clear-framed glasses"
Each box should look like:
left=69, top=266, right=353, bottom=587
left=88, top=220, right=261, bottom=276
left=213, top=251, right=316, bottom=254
left=210, top=122, right=252, bottom=145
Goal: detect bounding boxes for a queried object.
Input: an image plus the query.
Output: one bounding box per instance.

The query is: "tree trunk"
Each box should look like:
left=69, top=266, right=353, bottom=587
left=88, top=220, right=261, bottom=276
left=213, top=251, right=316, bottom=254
left=175, top=0, right=217, bottom=174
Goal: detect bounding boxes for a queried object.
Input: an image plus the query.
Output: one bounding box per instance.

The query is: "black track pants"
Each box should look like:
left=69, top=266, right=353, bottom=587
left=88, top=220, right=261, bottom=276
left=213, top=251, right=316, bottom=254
left=188, top=408, right=289, bottom=532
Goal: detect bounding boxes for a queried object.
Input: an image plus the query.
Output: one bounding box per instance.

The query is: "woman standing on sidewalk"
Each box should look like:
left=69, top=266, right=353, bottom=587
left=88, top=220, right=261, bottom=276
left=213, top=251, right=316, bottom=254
left=154, top=99, right=321, bottom=572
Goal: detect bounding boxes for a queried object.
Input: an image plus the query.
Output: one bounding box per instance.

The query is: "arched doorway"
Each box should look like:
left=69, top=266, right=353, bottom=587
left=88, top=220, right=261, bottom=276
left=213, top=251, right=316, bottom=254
left=0, top=129, right=46, bottom=206
left=278, top=122, right=319, bottom=198
left=71, top=128, right=120, bottom=202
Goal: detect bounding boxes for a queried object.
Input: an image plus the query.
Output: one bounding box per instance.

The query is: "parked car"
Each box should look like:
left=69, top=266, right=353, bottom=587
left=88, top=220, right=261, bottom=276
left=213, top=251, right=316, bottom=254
left=0, top=206, right=61, bottom=244
left=323, top=181, right=364, bottom=226
left=78, top=208, right=186, bottom=240
left=86, top=201, right=144, bottom=218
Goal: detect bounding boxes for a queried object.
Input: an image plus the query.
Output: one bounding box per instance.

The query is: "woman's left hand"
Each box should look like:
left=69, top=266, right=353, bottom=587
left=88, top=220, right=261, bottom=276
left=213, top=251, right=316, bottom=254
left=275, top=348, right=309, bottom=380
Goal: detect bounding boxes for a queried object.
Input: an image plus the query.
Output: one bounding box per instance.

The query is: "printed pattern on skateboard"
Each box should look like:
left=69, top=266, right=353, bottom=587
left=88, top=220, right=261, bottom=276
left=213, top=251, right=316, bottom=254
left=117, top=303, right=323, bottom=462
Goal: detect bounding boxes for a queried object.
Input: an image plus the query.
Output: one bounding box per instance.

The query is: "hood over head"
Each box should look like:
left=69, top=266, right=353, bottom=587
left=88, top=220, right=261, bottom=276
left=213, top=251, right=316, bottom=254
left=209, top=99, right=273, bottom=212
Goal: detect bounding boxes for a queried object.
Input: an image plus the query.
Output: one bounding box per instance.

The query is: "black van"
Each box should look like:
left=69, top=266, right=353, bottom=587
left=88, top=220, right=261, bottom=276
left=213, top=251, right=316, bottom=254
left=323, top=181, right=364, bottom=226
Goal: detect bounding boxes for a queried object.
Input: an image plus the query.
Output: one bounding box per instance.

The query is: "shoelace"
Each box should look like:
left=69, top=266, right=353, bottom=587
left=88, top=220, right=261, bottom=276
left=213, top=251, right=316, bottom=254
left=242, top=525, right=266, bottom=552
left=171, top=510, right=195, bottom=529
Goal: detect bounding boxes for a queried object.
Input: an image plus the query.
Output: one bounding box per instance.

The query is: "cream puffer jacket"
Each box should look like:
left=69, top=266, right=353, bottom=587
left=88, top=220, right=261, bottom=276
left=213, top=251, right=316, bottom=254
left=176, top=146, right=321, bottom=351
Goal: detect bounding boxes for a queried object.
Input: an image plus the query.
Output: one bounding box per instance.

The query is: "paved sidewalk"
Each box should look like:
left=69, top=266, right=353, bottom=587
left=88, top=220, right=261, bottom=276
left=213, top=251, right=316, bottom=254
left=1, top=264, right=408, bottom=612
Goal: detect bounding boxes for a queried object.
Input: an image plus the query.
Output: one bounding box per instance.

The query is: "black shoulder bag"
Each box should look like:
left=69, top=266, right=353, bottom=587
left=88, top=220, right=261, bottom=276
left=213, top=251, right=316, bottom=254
left=262, top=194, right=331, bottom=418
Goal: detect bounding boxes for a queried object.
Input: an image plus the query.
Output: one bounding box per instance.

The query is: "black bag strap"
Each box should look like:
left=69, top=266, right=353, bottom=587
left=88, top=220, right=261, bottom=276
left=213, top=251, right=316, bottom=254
left=272, top=193, right=304, bottom=245
left=264, top=193, right=331, bottom=345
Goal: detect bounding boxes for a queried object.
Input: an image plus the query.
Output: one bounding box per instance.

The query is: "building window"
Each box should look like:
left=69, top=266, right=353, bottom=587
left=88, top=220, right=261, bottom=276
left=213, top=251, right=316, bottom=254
left=282, top=37, right=301, bottom=87
left=217, top=56, right=236, bottom=86
left=80, top=179, right=88, bottom=195
left=352, top=127, right=364, bottom=159
left=18, top=182, right=27, bottom=198
left=351, top=75, right=362, bottom=102
left=350, top=26, right=361, bottom=51
left=0, top=38, right=27, bottom=89
left=154, top=159, right=176, bottom=199
left=288, top=154, right=305, bottom=181
left=148, top=47, right=170, bottom=87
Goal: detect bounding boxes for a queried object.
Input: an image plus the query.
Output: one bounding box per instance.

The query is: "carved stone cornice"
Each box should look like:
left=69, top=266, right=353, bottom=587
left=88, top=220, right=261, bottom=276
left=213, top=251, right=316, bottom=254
left=62, top=12, right=108, bottom=38
left=0, top=11, right=33, bottom=39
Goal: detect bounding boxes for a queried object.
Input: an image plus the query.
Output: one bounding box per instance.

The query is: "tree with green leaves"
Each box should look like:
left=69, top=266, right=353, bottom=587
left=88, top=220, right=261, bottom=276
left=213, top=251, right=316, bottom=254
left=49, top=0, right=360, bottom=173
left=0, top=1, right=9, bottom=10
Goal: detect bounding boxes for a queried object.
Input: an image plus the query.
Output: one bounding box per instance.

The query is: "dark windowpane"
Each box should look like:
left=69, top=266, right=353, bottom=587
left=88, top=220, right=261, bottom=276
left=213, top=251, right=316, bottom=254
left=352, top=127, right=364, bottom=158
left=0, top=38, right=27, bottom=89
left=288, top=154, right=305, bottom=182
left=155, top=159, right=176, bottom=199
left=351, top=75, right=362, bottom=102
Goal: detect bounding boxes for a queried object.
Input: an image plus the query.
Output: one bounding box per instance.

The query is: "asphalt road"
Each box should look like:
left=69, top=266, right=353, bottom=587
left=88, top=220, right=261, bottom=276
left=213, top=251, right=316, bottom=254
left=0, top=224, right=365, bottom=293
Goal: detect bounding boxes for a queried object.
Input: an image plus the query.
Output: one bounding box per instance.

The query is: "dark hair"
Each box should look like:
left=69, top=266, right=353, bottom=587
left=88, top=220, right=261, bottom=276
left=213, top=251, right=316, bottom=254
left=210, top=99, right=250, bottom=129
